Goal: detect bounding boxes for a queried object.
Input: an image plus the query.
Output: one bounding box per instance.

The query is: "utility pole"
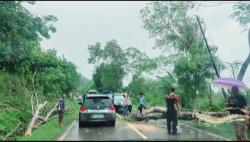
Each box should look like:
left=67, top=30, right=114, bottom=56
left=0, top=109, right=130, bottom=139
left=196, top=15, right=227, bottom=100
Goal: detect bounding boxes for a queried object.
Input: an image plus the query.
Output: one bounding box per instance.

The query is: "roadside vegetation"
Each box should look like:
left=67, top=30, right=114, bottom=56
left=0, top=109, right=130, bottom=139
left=87, top=1, right=250, bottom=112
left=0, top=2, right=91, bottom=140
left=17, top=98, right=79, bottom=141
left=87, top=1, right=250, bottom=140
left=1, top=1, right=250, bottom=141
left=179, top=119, right=250, bottom=140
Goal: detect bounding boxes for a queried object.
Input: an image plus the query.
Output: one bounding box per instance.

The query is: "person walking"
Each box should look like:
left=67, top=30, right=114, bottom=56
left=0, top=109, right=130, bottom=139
left=226, top=86, right=249, bottom=141
left=165, top=88, right=179, bottom=135
left=123, top=93, right=129, bottom=117
left=82, top=94, right=86, bottom=103
left=128, top=96, right=132, bottom=113
left=138, top=92, right=146, bottom=117
left=58, top=95, right=65, bottom=127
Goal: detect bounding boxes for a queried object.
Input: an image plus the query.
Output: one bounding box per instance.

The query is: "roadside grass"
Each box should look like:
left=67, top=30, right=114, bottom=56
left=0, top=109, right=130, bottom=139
left=179, top=120, right=250, bottom=140
left=17, top=98, right=79, bottom=141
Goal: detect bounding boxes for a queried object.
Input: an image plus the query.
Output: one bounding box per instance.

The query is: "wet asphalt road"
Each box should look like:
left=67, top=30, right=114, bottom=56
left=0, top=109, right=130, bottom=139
left=60, top=114, right=229, bottom=141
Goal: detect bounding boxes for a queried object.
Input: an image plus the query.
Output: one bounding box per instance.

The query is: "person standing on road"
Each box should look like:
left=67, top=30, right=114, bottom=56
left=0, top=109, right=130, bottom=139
left=128, top=96, right=132, bottom=113
left=138, top=92, right=146, bottom=117
left=226, top=86, right=249, bottom=141
left=82, top=94, right=86, bottom=103
left=123, top=93, right=129, bottom=117
left=58, top=95, right=65, bottom=127
left=165, top=88, right=179, bottom=135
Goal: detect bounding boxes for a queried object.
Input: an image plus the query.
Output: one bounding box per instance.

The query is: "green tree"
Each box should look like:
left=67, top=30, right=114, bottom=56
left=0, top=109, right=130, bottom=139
left=88, top=40, right=127, bottom=91
left=126, top=75, right=145, bottom=97
left=140, top=1, right=195, bottom=55
left=125, top=47, right=158, bottom=79
left=88, top=39, right=127, bottom=66
left=92, top=63, right=124, bottom=92
left=0, top=1, right=57, bottom=72
left=0, top=2, right=84, bottom=139
left=140, top=1, right=224, bottom=108
left=231, top=1, right=250, bottom=81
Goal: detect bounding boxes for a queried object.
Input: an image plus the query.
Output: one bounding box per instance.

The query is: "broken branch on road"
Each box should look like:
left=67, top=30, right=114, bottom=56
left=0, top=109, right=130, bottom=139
left=131, top=106, right=246, bottom=124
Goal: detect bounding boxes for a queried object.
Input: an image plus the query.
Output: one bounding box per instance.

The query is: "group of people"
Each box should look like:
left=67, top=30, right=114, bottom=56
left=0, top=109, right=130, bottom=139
left=165, top=86, right=249, bottom=140
left=122, top=92, right=147, bottom=117
left=122, top=92, right=146, bottom=117
left=133, top=86, right=249, bottom=140
left=57, top=86, right=249, bottom=141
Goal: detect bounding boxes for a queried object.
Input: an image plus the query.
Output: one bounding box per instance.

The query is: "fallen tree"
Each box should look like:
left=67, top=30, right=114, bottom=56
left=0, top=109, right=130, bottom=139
left=24, top=102, right=58, bottom=136
left=33, top=116, right=57, bottom=129
left=44, top=103, right=59, bottom=122
left=131, top=106, right=246, bottom=123
left=195, top=112, right=247, bottom=124
left=25, top=101, right=48, bottom=136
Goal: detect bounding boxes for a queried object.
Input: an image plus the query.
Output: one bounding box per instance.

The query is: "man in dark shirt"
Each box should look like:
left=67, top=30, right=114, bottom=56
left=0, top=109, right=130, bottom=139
left=165, top=88, right=179, bottom=135
left=82, top=94, right=86, bottom=103
left=58, top=95, right=65, bottom=127
left=226, top=86, right=248, bottom=141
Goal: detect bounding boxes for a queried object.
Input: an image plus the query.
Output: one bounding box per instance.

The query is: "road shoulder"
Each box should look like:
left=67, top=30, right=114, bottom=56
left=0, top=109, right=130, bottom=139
left=57, top=120, right=76, bottom=141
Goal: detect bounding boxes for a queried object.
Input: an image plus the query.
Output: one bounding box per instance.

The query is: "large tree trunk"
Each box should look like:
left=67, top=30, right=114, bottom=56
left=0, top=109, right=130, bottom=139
left=25, top=101, right=47, bottom=136
left=132, top=107, right=244, bottom=123
left=237, top=28, right=250, bottom=81
left=131, top=107, right=193, bottom=121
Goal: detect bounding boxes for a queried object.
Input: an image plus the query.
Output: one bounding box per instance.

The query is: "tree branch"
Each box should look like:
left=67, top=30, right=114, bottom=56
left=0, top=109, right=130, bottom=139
left=3, top=121, right=22, bottom=141
left=32, top=67, right=38, bottom=107
left=44, top=103, right=58, bottom=122
left=33, top=116, right=57, bottom=129
left=25, top=101, right=47, bottom=136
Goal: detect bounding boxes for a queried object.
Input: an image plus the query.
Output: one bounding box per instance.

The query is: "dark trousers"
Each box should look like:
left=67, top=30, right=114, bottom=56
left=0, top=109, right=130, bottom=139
left=123, top=106, right=129, bottom=116
left=138, top=104, right=145, bottom=114
left=58, top=110, right=64, bottom=124
left=232, top=120, right=248, bottom=141
left=166, top=111, right=178, bottom=134
left=128, top=105, right=132, bottom=113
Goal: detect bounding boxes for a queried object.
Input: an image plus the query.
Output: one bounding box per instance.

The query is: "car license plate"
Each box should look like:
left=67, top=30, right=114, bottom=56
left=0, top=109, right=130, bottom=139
left=92, top=114, right=104, bottom=118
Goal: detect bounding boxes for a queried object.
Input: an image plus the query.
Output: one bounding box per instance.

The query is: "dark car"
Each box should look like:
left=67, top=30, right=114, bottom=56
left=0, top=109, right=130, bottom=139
left=78, top=94, right=116, bottom=127
left=113, top=93, right=125, bottom=113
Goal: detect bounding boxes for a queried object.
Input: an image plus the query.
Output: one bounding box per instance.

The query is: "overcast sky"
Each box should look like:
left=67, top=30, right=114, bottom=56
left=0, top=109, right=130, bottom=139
left=23, top=1, right=250, bottom=87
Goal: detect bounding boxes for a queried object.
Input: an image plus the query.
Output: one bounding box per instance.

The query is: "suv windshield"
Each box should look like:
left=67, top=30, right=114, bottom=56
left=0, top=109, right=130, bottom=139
left=85, top=97, right=111, bottom=109
left=103, top=91, right=111, bottom=94
left=88, top=91, right=97, bottom=94
left=114, top=95, right=124, bottom=100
